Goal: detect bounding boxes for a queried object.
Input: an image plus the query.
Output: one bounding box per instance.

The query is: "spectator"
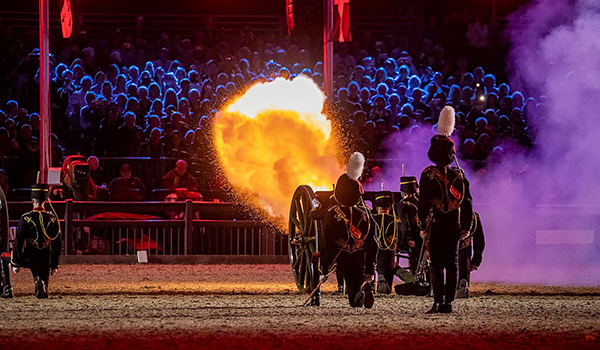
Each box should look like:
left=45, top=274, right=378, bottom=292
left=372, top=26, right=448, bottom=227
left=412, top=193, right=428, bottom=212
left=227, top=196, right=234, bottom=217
left=165, top=129, right=188, bottom=159
left=108, top=164, right=147, bottom=200
left=11, top=124, right=33, bottom=156
left=115, top=112, right=143, bottom=157
left=87, top=156, right=107, bottom=186
left=139, top=127, right=166, bottom=158
left=161, top=159, right=199, bottom=192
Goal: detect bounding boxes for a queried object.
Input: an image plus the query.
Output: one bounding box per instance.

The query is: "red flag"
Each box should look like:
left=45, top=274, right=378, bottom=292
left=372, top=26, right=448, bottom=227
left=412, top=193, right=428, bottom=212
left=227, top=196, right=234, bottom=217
left=286, top=0, right=294, bottom=36
left=60, top=0, right=73, bottom=39
left=331, top=0, right=351, bottom=42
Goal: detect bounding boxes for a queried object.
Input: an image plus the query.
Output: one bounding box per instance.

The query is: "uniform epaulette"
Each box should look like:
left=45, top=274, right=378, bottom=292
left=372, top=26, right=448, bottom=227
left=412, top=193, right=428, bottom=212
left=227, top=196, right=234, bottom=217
left=423, top=165, right=437, bottom=174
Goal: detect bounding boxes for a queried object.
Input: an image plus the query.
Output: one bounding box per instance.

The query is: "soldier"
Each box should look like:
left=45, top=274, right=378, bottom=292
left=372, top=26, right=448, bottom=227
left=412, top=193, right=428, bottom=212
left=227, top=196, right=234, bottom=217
left=1, top=185, right=11, bottom=298
left=419, top=107, right=473, bottom=313
left=373, top=191, right=415, bottom=294
left=456, top=211, right=485, bottom=298
left=396, top=176, right=421, bottom=274
left=310, top=152, right=376, bottom=308
left=10, top=184, right=62, bottom=299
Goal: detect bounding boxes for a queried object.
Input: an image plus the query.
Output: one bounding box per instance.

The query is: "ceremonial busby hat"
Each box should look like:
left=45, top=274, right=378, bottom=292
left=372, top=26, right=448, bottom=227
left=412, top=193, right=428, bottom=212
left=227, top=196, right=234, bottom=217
left=428, top=106, right=456, bottom=167
left=375, top=191, right=393, bottom=209
left=333, top=152, right=365, bottom=207
left=400, top=176, right=418, bottom=194
left=31, top=183, right=49, bottom=201
left=428, top=135, right=455, bottom=166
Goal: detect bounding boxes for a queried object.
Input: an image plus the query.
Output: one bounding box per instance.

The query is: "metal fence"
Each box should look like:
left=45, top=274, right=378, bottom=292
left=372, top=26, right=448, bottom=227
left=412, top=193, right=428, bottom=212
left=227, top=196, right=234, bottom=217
left=5, top=200, right=287, bottom=257
left=192, top=221, right=286, bottom=255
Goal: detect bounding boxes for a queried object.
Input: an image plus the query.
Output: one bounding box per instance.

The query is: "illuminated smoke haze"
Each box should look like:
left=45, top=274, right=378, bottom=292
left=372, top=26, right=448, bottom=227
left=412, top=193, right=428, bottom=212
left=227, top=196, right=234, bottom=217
left=375, top=0, right=600, bottom=285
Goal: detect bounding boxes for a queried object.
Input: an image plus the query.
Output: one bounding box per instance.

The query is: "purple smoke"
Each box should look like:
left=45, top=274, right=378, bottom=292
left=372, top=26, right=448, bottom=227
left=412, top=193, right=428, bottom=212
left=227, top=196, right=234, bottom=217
left=371, top=0, right=600, bottom=285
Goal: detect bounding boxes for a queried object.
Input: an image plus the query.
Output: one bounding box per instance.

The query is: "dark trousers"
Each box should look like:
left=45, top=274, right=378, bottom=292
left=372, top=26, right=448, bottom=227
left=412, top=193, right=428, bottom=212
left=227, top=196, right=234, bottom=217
left=409, top=235, right=423, bottom=273
left=429, top=240, right=460, bottom=305
left=1, top=256, right=11, bottom=288
left=30, top=263, right=50, bottom=286
left=376, top=249, right=396, bottom=287
left=337, top=251, right=366, bottom=307
left=458, top=245, right=472, bottom=285
left=18, top=248, right=52, bottom=288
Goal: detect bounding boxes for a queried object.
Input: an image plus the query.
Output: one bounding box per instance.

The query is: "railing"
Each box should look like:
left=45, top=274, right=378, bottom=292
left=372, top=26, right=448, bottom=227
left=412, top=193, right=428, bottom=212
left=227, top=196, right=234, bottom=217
left=4, top=200, right=287, bottom=257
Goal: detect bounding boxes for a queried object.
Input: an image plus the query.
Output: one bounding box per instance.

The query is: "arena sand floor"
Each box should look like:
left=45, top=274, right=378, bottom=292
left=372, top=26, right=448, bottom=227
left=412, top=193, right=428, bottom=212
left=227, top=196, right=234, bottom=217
left=1, top=264, right=599, bottom=349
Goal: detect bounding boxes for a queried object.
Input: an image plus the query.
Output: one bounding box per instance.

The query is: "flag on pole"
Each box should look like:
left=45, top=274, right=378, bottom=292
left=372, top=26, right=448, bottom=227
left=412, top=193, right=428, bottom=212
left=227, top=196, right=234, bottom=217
left=286, top=0, right=294, bottom=36
left=60, top=0, right=73, bottom=39
left=331, top=0, right=351, bottom=42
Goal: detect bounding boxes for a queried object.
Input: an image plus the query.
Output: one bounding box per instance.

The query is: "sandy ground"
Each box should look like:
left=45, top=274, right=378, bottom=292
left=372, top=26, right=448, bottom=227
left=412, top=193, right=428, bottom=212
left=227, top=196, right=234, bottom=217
left=1, top=264, right=600, bottom=349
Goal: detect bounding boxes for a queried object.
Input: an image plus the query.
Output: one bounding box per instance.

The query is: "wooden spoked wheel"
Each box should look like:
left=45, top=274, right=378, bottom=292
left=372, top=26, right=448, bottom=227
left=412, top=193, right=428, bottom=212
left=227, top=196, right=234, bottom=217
left=288, top=185, right=322, bottom=294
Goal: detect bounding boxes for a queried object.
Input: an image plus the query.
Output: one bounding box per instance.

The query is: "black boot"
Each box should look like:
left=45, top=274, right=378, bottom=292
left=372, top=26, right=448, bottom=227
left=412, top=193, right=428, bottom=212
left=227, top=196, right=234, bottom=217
left=307, top=287, right=321, bottom=307
left=0, top=257, right=12, bottom=299
left=425, top=303, right=440, bottom=314
left=376, top=274, right=391, bottom=294
left=361, top=282, right=374, bottom=309
left=439, top=302, right=453, bottom=313
left=34, top=277, right=48, bottom=299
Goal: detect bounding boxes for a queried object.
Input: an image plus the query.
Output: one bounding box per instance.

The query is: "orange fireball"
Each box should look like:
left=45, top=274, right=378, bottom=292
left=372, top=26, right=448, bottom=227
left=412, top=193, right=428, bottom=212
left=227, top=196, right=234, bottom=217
left=214, top=76, right=342, bottom=220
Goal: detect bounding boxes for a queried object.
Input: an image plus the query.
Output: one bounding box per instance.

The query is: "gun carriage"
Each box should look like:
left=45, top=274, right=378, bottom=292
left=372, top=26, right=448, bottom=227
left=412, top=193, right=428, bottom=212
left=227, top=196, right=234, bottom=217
left=288, top=185, right=411, bottom=294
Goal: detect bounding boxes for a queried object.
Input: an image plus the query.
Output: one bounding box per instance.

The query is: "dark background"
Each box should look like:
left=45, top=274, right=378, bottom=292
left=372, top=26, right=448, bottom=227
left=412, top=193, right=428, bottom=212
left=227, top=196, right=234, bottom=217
left=1, top=0, right=528, bottom=18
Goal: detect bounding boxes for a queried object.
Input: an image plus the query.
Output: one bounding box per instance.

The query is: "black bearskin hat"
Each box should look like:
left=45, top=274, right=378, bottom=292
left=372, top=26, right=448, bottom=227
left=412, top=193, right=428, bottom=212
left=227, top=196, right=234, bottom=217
left=31, top=183, right=49, bottom=201
left=428, top=135, right=455, bottom=166
left=333, top=152, right=365, bottom=207
left=375, top=191, right=393, bottom=209
left=334, top=174, right=364, bottom=207
left=400, top=176, right=418, bottom=194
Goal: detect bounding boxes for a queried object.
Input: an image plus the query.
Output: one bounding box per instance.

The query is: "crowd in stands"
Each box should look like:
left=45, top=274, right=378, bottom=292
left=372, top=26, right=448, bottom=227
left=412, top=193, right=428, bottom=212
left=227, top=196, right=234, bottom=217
left=0, top=13, right=539, bottom=200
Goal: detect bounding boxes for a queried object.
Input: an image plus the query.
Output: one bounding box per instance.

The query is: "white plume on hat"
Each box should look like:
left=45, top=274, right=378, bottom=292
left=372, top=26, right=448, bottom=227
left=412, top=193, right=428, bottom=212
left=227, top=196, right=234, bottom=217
left=346, top=152, right=365, bottom=180
left=438, top=106, right=456, bottom=136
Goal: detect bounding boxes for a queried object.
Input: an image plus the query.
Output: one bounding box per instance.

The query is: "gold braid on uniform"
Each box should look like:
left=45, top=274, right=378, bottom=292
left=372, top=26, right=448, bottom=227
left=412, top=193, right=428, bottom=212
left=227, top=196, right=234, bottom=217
left=39, top=211, right=60, bottom=241
left=369, top=197, right=398, bottom=251
left=24, top=211, right=60, bottom=249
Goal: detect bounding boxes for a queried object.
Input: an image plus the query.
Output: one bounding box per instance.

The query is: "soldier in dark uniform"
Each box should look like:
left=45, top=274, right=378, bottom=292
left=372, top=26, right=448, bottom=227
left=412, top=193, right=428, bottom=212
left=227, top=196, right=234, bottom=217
left=373, top=191, right=398, bottom=294
left=10, top=184, right=62, bottom=299
left=310, top=153, right=376, bottom=308
left=419, top=107, right=473, bottom=314
left=373, top=191, right=415, bottom=294
left=456, top=211, right=485, bottom=298
left=396, top=176, right=422, bottom=274
left=0, top=185, right=12, bottom=298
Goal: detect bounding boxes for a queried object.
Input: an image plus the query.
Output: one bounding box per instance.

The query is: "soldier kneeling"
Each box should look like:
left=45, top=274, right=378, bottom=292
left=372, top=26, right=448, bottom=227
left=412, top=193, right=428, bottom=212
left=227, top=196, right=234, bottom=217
left=310, top=153, right=376, bottom=308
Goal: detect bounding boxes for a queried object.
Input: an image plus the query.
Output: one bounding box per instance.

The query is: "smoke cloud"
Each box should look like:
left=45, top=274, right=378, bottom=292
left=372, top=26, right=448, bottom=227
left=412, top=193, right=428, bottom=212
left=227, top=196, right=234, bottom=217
left=375, top=0, right=600, bottom=285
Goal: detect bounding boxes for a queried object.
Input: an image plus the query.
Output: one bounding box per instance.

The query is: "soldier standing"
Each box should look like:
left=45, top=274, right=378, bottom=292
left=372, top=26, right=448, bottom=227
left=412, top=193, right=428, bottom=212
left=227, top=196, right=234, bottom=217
left=456, top=211, right=485, bottom=298
left=10, top=184, right=62, bottom=299
left=0, top=185, right=11, bottom=298
left=419, top=107, right=473, bottom=313
left=373, top=191, right=398, bottom=294
left=373, top=191, right=415, bottom=294
left=310, top=152, right=376, bottom=308
left=396, top=176, right=422, bottom=274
